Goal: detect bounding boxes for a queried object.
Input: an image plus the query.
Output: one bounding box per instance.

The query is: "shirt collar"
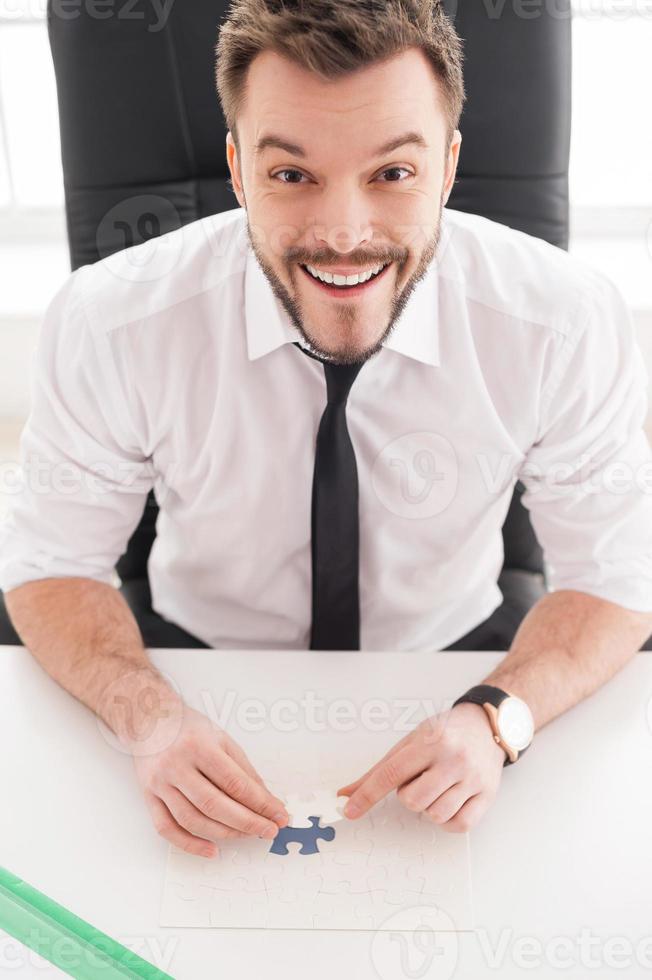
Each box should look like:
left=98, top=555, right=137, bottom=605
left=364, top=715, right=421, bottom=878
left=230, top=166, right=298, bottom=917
left=244, top=241, right=440, bottom=367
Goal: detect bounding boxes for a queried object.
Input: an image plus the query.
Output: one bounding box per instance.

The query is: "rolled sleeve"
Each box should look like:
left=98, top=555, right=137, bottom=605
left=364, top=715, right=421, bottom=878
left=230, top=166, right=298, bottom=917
left=0, top=268, right=155, bottom=594
left=519, top=273, right=652, bottom=612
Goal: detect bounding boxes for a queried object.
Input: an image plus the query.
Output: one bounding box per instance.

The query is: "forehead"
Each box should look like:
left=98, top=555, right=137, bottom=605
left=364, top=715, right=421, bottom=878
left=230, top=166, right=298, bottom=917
left=240, top=47, right=446, bottom=148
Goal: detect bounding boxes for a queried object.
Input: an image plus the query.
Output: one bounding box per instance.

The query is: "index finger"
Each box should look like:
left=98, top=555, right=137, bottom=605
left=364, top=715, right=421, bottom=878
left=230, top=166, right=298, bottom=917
left=197, top=745, right=288, bottom=825
left=338, top=730, right=414, bottom=798
left=224, top=735, right=278, bottom=791
left=342, top=744, right=427, bottom=819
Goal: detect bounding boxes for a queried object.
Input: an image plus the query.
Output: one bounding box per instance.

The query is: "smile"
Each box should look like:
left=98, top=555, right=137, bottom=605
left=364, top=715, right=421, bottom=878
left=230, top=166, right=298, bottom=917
left=299, top=261, right=392, bottom=296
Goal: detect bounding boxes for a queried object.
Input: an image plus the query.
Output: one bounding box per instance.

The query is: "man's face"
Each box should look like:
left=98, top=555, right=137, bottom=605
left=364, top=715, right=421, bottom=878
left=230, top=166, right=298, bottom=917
left=226, top=47, right=461, bottom=365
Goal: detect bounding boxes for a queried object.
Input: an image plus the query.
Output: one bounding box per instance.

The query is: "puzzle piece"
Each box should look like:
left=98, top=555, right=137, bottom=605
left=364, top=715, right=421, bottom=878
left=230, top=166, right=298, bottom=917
left=363, top=863, right=429, bottom=904
left=365, top=794, right=397, bottom=830
left=269, top=815, right=336, bottom=856
left=217, top=887, right=272, bottom=928
left=284, top=789, right=348, bottom=827
left=397, top=813, right=439, bottom=857
left=358, top=804, right=438, bottom=867
left=200, top=843, right=269, bottom=890
left=331, top=844, right=372, bottom=872
left=264, top=864, right=325, bottom=904
left=163, top=881, right=231, bottom=927
left=348, top=823, right=375, bottom=856
left=353, top=889, right=394, bottom=930
left=310, top=890, right=343, bottom=929
left=221, top=844, right=256, bottom=869
left=317, top=855, right=428, bottom=904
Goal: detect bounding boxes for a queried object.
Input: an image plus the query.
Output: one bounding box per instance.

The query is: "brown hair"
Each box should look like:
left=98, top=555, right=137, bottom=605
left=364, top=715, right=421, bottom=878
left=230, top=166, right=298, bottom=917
left=215, top=0, right=466, bottom=157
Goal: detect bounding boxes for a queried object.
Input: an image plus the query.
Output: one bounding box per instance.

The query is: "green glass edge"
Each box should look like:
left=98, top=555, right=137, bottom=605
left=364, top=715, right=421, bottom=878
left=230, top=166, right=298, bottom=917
left=0, top=866, right=174, bottom=980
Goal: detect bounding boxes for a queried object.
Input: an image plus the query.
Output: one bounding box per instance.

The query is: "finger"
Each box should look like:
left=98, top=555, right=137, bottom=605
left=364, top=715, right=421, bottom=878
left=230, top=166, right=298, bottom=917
left=145, top=791, right=218, bottom=858
left=397, top=766, right=458, bottom=813
left=160, top=784, right=251, bottom=844
left=343, top=744, right=429, bottom=819
left=337, top=732, right=415, bottom=797
left=223, top=736, right=276, bottom=793
left=439, top=792, right=486, bottom=833
left=196, top=745, right=289, bottom=825
left=337, top=778, right=361, bottom=798
left=221, top=736, right=289, bottom=822
left=423, top=782, right=469, bottom=824
left=180, top=769, right=281, bottom=839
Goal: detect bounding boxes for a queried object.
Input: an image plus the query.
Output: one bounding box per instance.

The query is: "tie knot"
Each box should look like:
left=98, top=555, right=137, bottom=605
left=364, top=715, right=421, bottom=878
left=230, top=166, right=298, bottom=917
left=294, top=342, right=363, bottom=405
left=323, top=360, right=363, bottom=406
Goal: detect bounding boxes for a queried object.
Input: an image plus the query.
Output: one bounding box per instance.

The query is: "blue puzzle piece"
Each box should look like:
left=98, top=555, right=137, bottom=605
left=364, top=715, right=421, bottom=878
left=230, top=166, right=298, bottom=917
left=269, top=815, right=336, bottom=856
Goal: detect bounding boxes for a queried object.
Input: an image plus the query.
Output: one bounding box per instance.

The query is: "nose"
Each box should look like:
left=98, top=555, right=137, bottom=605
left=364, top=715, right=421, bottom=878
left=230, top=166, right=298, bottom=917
left=312, top=187, right=374, bottom=256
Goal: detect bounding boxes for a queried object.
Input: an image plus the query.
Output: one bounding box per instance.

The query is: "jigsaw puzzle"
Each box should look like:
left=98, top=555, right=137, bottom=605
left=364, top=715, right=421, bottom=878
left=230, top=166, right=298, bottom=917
left=160, top=751, right=474, bottom=931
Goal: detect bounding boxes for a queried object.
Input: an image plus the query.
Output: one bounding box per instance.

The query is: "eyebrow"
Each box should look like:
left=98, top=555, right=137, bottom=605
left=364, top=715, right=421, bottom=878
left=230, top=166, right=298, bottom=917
left=254, top=130, right=429, bottom=158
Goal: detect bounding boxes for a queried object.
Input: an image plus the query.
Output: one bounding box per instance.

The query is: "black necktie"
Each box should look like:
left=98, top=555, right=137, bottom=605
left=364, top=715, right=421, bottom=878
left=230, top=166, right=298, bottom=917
left=294, top=343, right=364, bottom=650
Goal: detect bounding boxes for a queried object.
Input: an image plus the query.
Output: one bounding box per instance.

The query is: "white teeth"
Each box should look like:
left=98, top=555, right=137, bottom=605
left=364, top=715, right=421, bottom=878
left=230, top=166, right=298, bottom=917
left=305, top=262, right=387, bottom=286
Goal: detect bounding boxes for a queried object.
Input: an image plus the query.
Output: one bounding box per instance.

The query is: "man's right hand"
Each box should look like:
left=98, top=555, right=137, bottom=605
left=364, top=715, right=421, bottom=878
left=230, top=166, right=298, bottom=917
left=115, top=683, right=289, bottom=858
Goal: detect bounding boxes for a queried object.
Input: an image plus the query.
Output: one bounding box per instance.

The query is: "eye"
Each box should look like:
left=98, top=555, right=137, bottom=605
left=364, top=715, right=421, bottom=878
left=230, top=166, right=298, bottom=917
left=376, top=167, right=413, bottom=182
left=271, top=166, right=414, bottom=185
left=272, top=169, right=309, bottom=184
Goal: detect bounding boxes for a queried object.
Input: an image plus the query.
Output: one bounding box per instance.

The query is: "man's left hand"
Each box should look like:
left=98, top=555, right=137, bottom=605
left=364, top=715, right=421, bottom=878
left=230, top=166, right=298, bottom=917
left=337, top=702, right=507, bottom=833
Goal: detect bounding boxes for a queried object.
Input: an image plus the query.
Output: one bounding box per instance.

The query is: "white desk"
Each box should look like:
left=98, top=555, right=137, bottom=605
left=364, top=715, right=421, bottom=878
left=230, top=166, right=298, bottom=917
left=2, top=646, right=651, bottom=979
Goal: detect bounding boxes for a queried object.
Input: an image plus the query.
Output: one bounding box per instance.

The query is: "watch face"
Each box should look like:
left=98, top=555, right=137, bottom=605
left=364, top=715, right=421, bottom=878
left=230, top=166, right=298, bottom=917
left=497, top=697, right=534, bottom=751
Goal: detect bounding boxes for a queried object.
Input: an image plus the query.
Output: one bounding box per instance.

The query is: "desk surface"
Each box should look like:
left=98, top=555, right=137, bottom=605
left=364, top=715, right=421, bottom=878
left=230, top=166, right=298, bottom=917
left=2, top=646, right=651, bottom=980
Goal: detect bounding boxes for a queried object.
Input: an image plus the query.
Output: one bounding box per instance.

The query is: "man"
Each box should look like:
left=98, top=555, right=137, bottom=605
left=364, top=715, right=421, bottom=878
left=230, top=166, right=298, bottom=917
left=2, top=0, right=652, bottom=857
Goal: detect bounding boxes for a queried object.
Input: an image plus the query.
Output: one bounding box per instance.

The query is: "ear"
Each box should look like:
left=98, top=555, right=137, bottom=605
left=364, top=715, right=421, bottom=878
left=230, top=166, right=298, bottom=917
left=442, top=129, right=462, bottom=207
left=226, top=132, right=246, bottom=209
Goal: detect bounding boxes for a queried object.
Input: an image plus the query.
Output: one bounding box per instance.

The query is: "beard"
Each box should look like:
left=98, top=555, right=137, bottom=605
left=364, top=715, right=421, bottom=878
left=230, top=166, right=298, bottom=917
left=244, top=197, right=444, bottom=366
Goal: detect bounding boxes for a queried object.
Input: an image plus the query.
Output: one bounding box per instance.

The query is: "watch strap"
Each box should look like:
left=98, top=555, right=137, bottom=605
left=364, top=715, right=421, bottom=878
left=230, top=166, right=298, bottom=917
left=452, top=684, right=523, bottom=766
left=452, top=684, right=510, bottom=711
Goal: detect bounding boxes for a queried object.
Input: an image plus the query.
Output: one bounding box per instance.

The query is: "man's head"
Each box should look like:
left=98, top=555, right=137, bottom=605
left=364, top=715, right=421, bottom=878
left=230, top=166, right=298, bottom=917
left=216, top=0, right=465, bottom=365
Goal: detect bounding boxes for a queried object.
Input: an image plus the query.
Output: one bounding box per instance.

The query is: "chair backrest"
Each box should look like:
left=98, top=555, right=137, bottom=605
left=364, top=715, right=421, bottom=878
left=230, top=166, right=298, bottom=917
left=47, top=0, right=572, bottom=581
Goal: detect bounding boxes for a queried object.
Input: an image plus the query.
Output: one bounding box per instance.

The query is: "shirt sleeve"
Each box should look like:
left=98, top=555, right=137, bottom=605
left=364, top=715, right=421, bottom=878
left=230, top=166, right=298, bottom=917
left=518, top=272, right=652, bottom=612
left=0, top=268, right=156, bottom=594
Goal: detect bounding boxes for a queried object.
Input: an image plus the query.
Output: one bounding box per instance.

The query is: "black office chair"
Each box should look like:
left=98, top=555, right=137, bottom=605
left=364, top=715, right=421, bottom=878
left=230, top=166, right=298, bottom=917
left=0, top=0, right=572, bottom=648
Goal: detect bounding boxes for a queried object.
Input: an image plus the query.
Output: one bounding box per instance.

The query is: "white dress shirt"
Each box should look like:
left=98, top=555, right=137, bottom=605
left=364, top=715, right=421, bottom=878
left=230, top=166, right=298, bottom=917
left=2, top=206, right=652, bottom=650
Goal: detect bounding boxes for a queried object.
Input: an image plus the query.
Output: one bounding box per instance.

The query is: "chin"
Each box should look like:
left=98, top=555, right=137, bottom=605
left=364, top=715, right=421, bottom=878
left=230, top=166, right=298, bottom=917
left=312, top=333, right=384, bottom=366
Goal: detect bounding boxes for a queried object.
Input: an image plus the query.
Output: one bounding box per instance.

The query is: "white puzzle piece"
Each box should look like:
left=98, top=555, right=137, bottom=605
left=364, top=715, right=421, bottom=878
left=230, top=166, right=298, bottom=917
left=283, top=789, right=349, bottom=827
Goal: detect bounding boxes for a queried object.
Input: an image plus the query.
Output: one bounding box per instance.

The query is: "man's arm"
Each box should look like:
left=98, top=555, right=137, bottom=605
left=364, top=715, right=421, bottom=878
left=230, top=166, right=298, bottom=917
left=4, top=576, right=174, bottom=743
left=479, top=589, right=652, bottom=730
left=0, top=269, right=171, bottom=738
left=339, top=273, right=652, bottom=831
left=5, top=576, right=289, bottom=854
left=485, top=273, right=652, bottom=730
left=338, top=590, right=652, bottom=830
left=1, top=271, right=289, bottom=853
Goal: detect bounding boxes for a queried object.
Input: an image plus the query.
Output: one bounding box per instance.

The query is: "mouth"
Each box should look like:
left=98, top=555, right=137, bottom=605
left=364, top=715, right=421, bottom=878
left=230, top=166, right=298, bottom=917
left=299, top=261, right=393, bottom=297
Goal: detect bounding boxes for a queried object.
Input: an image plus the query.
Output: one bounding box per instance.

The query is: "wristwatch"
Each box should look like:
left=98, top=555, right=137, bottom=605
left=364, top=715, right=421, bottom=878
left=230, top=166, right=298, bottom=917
left=451, top=684, right=534, bottom=766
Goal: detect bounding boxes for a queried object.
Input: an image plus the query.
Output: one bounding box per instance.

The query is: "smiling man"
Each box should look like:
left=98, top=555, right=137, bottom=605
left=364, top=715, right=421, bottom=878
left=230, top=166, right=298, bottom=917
left=228, top=46, right=452, bottom=366
left=2, top=0, right=652, bottom=854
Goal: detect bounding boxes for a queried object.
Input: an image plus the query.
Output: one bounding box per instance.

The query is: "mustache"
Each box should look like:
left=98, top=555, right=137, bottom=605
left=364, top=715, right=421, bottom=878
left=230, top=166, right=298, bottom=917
left=286, top=250, right=405, bottom=268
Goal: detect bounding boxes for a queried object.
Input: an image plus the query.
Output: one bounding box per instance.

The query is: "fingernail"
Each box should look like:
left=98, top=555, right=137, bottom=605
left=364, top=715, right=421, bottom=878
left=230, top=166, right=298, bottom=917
left=344, top=801, right=361, bottom=818
left=262, top=825, right=279, bottom=839
left=272, top=810, right=288, bottom=825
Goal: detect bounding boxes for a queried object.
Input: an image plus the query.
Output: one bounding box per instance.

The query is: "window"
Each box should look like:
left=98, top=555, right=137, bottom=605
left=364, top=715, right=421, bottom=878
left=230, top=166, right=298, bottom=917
left=0, top=0, right=650, bottom=424
left=0, top=2, right=64, bottom=209
left=569, top=0, right=652, bottom=324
